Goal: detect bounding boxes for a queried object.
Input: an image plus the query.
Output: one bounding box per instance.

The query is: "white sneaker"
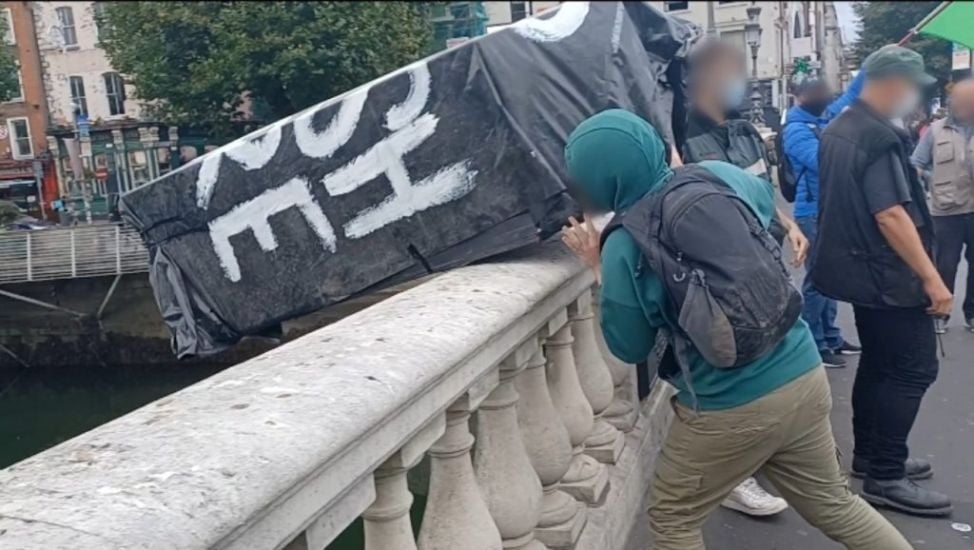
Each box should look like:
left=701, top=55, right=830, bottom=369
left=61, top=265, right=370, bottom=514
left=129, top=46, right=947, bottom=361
left=721, top=477, right=789, bottom=517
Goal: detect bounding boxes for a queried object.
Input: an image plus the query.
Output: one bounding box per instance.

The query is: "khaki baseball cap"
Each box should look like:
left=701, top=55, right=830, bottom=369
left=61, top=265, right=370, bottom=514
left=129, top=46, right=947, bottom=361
left=862, top=44, right=937, bottom=86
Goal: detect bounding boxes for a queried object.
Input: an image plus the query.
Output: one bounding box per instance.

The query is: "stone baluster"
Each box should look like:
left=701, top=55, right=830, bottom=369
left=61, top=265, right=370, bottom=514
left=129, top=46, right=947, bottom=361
left=591, top=285, right=639, bottom=432
left=364, top=459, right=418, bottom=550
left=569, top=290, right=625, bottom=464
left=515, top=337, right=586, bottom=549
left=474, top=341, right=545, bottom=550
left=365, top=417, right=445, bottom=550
left=544, top=311, right=609, bottom=506
left=418, top=397, right=502, bottom=550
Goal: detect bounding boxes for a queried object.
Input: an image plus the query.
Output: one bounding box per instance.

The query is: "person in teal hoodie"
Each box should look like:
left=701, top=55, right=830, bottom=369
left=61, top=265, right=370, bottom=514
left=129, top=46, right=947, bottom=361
left=562, top=109, right=910, bottom=550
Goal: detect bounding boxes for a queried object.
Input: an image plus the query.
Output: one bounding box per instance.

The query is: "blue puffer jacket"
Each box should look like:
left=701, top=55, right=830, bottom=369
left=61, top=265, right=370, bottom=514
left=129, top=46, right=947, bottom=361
left=786, top=71, right=865, bottom=219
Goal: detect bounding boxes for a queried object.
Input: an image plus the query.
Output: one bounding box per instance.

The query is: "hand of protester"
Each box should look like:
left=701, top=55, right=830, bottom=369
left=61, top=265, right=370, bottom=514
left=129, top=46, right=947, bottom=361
left=923, top=277, right=953, bottom=317
left=562, top=216, right=602, bottom=284
left=670, top=145, right=684, bottom=168
left=786, top=225, right=810, bottom=267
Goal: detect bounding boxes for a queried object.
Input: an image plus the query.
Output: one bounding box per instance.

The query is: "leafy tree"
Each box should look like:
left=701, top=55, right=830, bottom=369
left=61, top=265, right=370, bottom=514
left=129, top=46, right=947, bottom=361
left=0, top=24, right=20, bottom=103
left=97, top=2, right=435, bottom=140
left=852, top=1, right=952, bottom=90
left=0, top=201, right=21, bottom=225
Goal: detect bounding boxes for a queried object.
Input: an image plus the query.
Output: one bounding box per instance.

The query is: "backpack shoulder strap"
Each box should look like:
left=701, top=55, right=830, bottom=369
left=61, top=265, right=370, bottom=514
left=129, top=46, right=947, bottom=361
left=599, top=213, right=626, bottom=251
left=598, top=166, right=716, bottom=251
left=670, top=165, right=734, bottom=197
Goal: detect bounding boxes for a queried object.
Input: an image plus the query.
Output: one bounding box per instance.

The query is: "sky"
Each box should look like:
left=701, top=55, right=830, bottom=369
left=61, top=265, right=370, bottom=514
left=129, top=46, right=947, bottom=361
left=833, top=1, right=860, bottom=44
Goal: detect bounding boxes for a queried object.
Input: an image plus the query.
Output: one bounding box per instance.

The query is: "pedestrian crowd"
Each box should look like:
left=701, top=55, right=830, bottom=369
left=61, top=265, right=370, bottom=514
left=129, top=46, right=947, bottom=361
left=560, top=38, right=966, bottom=549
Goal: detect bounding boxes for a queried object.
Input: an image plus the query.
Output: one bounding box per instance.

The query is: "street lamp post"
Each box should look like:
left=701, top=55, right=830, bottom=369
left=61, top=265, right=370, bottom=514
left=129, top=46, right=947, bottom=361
left=745, top=4, right=764, bottom=125
left=706, top=1, right=717, bottom=37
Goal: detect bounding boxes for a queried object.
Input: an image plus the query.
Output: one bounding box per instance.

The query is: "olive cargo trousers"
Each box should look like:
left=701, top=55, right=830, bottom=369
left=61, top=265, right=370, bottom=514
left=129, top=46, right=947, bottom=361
left=649, top=367, right=911, bottom=550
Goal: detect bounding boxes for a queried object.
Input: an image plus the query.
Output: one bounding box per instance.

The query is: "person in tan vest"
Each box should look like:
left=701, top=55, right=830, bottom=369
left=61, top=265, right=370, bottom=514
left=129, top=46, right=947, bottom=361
left=912, top=78, right=974, bottom=334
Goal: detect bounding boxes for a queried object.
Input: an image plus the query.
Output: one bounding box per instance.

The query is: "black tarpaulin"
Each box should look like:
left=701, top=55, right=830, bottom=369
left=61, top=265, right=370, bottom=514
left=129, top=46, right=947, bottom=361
left=120, top=1, right=700, bottom=358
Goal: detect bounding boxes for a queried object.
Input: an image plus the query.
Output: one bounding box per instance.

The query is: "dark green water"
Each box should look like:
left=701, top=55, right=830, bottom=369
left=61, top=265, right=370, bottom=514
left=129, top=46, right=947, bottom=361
left=0, top=364, right=227, bottom=469
left=0, top=364, right=422, bottom=548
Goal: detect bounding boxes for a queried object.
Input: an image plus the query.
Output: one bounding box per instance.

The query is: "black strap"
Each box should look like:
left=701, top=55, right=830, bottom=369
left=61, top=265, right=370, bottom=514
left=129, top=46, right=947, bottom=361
left=599, top=212, right=626, bottom=251
left=783, top=121, right=822, bottom=203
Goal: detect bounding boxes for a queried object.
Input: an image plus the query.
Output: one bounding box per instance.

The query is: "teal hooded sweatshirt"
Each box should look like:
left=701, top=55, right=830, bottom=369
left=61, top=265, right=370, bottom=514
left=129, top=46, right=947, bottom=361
left=564, top=109, right=820, bottom=410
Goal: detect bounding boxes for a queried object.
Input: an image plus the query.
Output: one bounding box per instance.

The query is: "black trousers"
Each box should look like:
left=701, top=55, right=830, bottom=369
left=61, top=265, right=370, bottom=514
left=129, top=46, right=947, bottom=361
left=852, top=306, right=939, bottom=480
left=933, top=213, right=974, bottom=320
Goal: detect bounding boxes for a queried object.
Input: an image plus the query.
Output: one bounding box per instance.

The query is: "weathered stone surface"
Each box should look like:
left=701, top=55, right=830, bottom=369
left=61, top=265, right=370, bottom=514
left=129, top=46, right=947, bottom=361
left=0, top=242, right=591, bottom=549
left=0, top=238, right=680, bottom=550
left=418, top=402, right=502, bottom=550
left=516, top=342, right=585, bottom=549
left=579, top=381, right=675, bottom=550
left=474, top=346, right=544, bottom=550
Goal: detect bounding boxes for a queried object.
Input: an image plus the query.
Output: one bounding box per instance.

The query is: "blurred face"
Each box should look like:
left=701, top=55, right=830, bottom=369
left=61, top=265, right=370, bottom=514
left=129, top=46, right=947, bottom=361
left=695, top=45, right=748, bottom=110
left=950, top=81, right=974, bottom=125
left=883, top=76, right=922, bottom=120
left=798, top=84, right=833, bottom=116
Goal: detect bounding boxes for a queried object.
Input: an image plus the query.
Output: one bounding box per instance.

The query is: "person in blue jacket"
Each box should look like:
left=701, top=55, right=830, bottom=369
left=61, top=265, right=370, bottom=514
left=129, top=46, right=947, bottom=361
left=783, top=72, right=865, bottom=367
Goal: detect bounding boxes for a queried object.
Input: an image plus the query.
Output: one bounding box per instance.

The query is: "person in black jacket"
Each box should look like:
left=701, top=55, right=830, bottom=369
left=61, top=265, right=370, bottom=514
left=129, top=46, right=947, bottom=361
left=813, top=45, right=953, bottom=517
left=681, top=39, right=807, bottom=265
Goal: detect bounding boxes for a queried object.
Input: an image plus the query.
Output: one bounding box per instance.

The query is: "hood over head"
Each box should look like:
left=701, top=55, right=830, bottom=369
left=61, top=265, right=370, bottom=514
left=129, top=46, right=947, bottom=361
left=564, top=109, right=673, bottom=213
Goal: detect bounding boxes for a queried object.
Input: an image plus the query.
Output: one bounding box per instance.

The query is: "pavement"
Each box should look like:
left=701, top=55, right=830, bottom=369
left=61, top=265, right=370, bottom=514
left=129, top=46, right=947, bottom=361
left=704, top=264, right=974, bottom=549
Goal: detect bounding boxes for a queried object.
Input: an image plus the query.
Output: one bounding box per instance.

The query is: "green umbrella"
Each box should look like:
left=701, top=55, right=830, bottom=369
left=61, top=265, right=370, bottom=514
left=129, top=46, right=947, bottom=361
left=903, top=1, right=974, bottom=50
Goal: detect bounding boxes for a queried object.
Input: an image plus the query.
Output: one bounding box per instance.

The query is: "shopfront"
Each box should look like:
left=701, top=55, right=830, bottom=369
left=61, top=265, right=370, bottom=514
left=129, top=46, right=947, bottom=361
left=0, top=158, right=45, bottom=218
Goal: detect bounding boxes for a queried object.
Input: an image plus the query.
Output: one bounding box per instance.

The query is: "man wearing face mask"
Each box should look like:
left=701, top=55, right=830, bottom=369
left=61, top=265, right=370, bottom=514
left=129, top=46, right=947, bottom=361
left=783, top=75, right=866, bottom=368
left=911, top=79, right=974, bottom=334
left=814, top=45, right=953, bottom=517
left=682, top=41, right=806, bottom=249
left=683, top=40, right=770, bottom=177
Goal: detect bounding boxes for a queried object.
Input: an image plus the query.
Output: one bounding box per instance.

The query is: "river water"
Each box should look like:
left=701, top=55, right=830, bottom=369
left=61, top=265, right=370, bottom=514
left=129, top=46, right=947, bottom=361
left=0, top=363, right=426, bottom=547
left=0, top=363, right=228, bottom=469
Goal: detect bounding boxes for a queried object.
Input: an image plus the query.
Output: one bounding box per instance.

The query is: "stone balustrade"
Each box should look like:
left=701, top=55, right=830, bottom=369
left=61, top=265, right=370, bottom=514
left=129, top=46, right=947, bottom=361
left=0, top=242, right=673, bottom=550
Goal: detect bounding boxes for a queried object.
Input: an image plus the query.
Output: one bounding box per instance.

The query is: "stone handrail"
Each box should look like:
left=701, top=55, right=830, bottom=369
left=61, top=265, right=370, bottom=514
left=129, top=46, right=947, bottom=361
left=0, top=242, right=665, bottom=550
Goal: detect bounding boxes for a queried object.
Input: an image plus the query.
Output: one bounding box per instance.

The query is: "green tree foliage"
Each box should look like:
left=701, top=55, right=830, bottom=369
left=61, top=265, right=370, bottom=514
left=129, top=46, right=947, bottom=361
left=0, top=200, right=21, bottom=226
left=0, top=23, right=21, bottom=103
left=97, top=2, right=435, bottom=140
left=852, top=1, right=952, bottom=88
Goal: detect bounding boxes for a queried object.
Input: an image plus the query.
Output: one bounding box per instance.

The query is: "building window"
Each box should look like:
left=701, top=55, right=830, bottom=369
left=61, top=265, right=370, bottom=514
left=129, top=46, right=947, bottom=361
left=69, top=76, right=88, bottom=118
left=93, top=2, right=111, bottom=42
left=103, top=72, right=126, bottom=116
left=721, top=30, right=747, bottom=56
left=510, top=1, right=527, bottom=22
left=157, top=147, right=171, bottom=175
left=664, top=1, right=689, bottom=11
left=128, top=149, right=149, bottom=186
left=56, top=6, right=77, bottom=47
left=8, top=117, right=32, bottom=159
left=1, top=8, right=15, bottom=45
left=8, top=67, right=24, bottom=102
left=793, top=11, right=803, bottom=39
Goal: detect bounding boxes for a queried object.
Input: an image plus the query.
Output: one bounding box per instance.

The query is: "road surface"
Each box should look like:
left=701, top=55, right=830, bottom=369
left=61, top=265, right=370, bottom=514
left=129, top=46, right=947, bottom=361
left=705, top=264, right=974, bottom=549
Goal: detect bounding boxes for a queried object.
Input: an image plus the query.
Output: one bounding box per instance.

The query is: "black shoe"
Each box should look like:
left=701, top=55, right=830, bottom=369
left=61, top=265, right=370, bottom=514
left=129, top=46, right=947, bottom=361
left=851, top=457, right=933, bottom=480
left=835, top=340, right=862, bottom=355
left=820, top=350, right=847, bottom=368
left=966, top=318, right=974, bottom=333
left=936, top=318, right=949, bottom=335
left=862, top=477, right=952, bottom=517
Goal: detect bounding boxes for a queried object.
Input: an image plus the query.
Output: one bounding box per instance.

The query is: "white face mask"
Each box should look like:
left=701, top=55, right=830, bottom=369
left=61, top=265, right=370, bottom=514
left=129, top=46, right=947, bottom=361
left=891, top=89, right=921, bottom=120
left=721, top=78, right=748, bottom=110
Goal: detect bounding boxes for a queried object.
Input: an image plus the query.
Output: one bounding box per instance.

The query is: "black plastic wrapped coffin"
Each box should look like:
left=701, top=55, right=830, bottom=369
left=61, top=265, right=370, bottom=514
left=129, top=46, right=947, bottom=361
left=119, top=1, right=699, bottom=358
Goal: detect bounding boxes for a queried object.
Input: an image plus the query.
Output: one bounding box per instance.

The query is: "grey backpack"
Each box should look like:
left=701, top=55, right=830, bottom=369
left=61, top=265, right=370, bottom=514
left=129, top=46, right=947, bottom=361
left=601, top=166, right=802, bottom=372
